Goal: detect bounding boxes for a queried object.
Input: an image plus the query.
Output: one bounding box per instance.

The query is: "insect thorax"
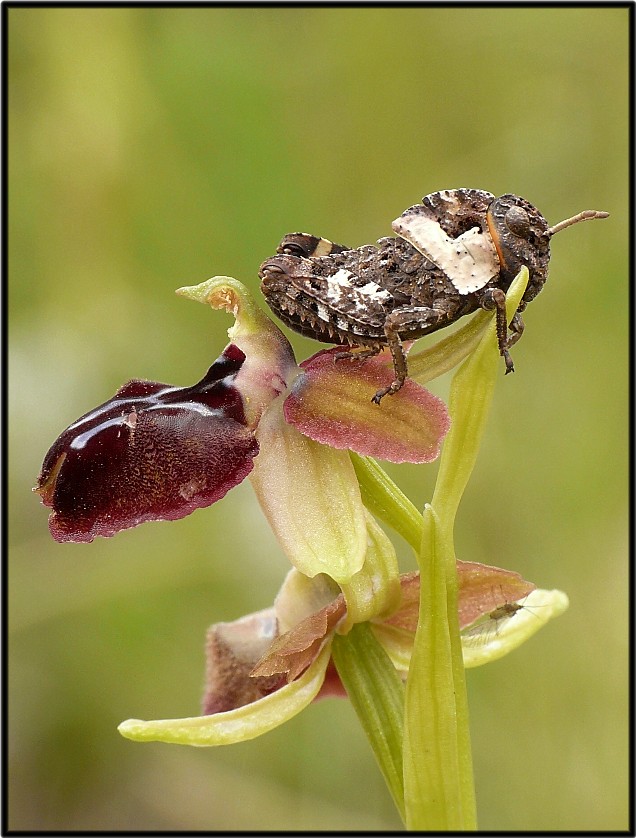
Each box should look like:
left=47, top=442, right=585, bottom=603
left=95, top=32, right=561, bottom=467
left=260, top=236, right=482, bottom=347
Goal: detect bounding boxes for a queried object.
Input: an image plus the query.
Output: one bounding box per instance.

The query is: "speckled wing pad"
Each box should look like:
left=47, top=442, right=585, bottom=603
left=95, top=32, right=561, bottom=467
left=392, top=188, right=500, bottom=295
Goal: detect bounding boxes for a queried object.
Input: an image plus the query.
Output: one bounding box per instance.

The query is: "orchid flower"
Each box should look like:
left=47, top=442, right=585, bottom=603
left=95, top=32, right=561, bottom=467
left=35, top=276, right=448, bottom=584
left=117, top=563, right=567, bottom=743
left=35, top=268, right=569, bottom=829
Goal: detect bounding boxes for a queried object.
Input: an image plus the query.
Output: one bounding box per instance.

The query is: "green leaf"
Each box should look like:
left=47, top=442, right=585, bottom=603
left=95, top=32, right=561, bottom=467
left=432, top=268, right=530, bottom=528
left=408, top=308, right=494, bottom=383
left=403, top=505, right=476, bottom=829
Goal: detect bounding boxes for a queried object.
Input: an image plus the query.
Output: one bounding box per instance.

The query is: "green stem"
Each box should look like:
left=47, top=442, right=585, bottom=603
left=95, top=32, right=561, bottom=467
left=403, top=270, right=530, bottom=830
left=350, top=452, right=423, bottom=552
left=349, top=274, right=529, bottom=829
left=331, top=622, right=406, bottom=823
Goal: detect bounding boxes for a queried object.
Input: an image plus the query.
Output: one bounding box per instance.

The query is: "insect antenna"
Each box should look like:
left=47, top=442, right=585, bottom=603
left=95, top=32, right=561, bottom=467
left=547, top=209, right=609, bottom=237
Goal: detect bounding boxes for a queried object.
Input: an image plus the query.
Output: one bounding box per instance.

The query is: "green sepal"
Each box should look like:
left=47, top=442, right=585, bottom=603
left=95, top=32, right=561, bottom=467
left=249, top=402, right=368, bottom=585
left=350, top=452, right=423, bottom=552
left=462, top=588, right=570, bottom=667
left=118, top=644, right=332, bottom=747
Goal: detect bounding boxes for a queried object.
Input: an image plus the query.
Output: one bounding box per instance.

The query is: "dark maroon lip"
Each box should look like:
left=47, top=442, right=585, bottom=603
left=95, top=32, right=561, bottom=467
left=34, top=345, right=260, bottom=543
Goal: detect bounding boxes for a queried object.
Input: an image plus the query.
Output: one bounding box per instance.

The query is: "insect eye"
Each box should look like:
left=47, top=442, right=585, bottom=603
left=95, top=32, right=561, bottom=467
left=260, top=261, right=286, bottom=276
left=504, top=206, right=531, bottom=238
left=281, top=243, right=307, bottom=257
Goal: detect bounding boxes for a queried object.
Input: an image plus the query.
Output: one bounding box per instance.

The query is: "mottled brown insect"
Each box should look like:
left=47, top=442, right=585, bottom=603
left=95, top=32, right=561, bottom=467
left=259, top=189, right=608, bottom=403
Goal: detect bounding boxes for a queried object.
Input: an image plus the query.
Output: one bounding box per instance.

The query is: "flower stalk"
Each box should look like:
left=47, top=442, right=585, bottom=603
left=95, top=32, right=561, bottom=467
left=323, top=269, right=531, bottom=830
left=350, top=452, right=423, bottom=552
left=331, top=622, right=406, bottom=823
left=403, top=267, right=530, bottom=829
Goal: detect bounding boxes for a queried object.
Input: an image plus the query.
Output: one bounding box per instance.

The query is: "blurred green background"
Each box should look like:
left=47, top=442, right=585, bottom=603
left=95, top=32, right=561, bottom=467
left=8, top=7, right=629, bottom=832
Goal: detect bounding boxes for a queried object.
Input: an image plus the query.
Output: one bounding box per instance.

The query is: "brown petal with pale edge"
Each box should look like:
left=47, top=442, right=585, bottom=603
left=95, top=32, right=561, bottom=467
left=455, top=560, right=535, bottom=628
left=382, top=564, right=536, bottom=633
left=251, top=596, right=346, bottom=682
left=283, top=348, right=450, bottom=464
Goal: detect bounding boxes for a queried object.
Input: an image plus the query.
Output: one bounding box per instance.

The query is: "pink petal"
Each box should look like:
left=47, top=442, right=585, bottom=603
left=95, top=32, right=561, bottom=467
left=283, top=349, right=450, bottom=464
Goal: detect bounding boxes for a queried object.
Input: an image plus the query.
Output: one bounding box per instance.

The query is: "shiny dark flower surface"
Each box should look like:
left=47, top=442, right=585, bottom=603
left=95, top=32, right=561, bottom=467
left=35, top=345, right=259, bottom=543
left=35, top=275, right=453, bottom=552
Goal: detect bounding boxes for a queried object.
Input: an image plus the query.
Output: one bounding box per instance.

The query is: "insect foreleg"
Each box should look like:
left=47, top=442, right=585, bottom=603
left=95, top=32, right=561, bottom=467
left=479, top=287, right=518, bottom=374
left=506, top=312, right=525, bottom=350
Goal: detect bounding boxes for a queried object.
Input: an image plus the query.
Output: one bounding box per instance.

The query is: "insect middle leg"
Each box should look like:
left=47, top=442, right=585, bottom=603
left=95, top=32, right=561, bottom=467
left=372, top=305, right=449, bottom=404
